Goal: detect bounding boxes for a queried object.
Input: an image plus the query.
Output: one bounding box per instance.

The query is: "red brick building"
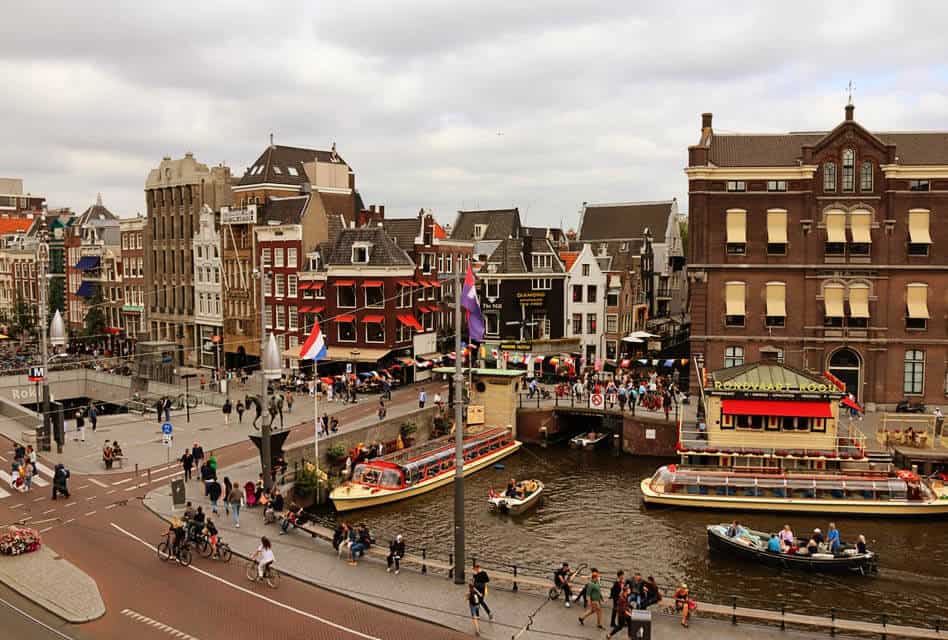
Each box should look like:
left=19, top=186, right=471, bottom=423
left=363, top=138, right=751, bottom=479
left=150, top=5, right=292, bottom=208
left=687, top=104, right=948, bottom=408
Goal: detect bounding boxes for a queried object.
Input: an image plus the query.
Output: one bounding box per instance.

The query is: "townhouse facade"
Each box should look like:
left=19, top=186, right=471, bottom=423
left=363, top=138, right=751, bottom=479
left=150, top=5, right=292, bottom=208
left=120, top=216, right=146, bottom=340
left=192, top=206, right=223, bottom=369
left=560, top=243, right=607, bottom=363
left=65, top=196, right=120, bottom=332
left=687, top=104, right=948, bottom=407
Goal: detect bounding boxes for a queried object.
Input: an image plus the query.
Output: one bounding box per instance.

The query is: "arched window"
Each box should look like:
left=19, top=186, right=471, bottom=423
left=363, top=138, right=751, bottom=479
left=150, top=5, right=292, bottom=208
left=724, top=346, right=744, bottom=368
left=842, top=149, right=855, bottom=192
left=860, top=160, right=873, bottom=191
left=903, top=349, right=925, bottom=395
left=823, top=162, right=837, bottom=192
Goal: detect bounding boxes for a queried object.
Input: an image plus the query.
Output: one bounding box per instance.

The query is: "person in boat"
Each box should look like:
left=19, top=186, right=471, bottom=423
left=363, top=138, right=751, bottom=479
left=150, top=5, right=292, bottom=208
left=802, top=537, right=819, bottom=555
left=827, top=522, right=841, bottom=554
left=856, top=534, right=868, bottom=554
left=505, top=479, right=518, bottom=498
left=725, top=520, right=745, bottom=538
left=812, top=528, right=824, bottom=545
left=778, top=524, right=795, bottom=550
left=767, top=533, right=783, bottom=553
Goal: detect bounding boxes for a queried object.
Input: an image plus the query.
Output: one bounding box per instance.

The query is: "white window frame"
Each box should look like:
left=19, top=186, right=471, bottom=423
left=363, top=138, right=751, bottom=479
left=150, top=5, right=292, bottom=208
left=352, top=243, right=371, bottom=264
left=287, top=247, right=298, bottom=268
left=275, top=274, right=285, bottom=298
left=485, top=312, right=500, bottom=337
left=337, top=320, right=356, bottom=342
left=532, top=278, right=551, bottom=290
left=532, top=254, right=553, bottom=270
left=288, top=275, right=298, bottom=297
left=276, top=305, right=285, bottom=329
left=606, top=313, right=618, bottom=334
left=288, top=306, right=298, bottom=330
left=364, top=284, right=384, bottom=308
left=486, top=279, right=500, bottom=299
left=365, top=320, right=385, bottom=344
left=336, top=284, right=356, bottom=308
left=262, top=248, right=272, bottom=267
left=274, top=248, right=284, bottom=268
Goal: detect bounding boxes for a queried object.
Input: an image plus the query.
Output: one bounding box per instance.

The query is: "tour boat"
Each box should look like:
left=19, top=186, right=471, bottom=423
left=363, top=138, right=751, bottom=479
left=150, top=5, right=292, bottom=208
left=641, top=465, right=948, bottom=516
left=487, top=480, right=544, bottom=515
left=330, top=427, right=521, bottom=512
left=706, top=524, right=879, bottom=575
left=569, top=432, right=610, bottom=449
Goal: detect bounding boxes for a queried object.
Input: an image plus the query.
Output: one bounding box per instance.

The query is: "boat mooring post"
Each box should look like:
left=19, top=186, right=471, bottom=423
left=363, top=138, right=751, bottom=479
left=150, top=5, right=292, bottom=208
left=539, top=426, right=547, bottom=448
left=451, top=269, right=465, bottom=585
left=613, top=433, right=620, bottom=456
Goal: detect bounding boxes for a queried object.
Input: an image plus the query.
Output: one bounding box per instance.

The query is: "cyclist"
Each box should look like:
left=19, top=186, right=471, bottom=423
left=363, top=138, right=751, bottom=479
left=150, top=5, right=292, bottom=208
left=168, top=517, right=186, bottom=560
left=251, top=536, right=274, bottom=580
left=204, top=517, right=220, bottom=559
left=554, top=562, right=574, bottom=607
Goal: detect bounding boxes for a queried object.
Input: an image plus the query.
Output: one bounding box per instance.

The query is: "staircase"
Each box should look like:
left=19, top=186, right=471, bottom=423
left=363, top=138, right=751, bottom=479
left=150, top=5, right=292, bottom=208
left=865, top=448, right=893, bottom=468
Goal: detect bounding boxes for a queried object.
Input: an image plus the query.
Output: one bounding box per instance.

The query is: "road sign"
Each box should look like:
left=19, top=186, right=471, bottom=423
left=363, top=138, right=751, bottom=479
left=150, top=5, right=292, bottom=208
left=590, top=393, right=604, bottom=409
left=28, top=366, right=45, bottom=382
left=161, top=423, right=173, bottom=435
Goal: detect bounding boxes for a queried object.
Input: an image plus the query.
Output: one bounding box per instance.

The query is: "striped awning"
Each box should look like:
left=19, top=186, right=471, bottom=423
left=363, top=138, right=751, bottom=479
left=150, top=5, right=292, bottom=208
left=75, top=281, right=96, bottom=298
left=74, top=256, right=100, bottom=271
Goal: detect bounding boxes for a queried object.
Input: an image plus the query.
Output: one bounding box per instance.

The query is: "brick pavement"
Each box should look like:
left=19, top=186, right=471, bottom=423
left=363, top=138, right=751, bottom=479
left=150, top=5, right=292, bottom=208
left=0, top=544, right=104, bottom=623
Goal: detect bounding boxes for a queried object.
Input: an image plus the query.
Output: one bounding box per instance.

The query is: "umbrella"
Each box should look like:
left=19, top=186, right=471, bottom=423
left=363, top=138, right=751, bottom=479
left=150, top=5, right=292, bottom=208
left=621, top=335, right=644, bottom=343
left=629, top=330, right=659, bottom=339
left=358, top=372, right=373, bottom=378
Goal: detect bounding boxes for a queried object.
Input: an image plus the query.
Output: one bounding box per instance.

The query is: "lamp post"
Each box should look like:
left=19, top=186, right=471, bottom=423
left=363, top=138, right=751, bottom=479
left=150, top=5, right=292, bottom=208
left=35, top=214, right=58, bottom=452
left=451, top=269, right=465, bottom=585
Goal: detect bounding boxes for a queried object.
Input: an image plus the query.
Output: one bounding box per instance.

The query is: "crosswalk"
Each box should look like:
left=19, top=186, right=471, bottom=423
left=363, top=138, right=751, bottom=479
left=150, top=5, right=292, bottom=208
left=0, top=460, right=183, bottom=501
left=0, top=462, right=53, bottom=499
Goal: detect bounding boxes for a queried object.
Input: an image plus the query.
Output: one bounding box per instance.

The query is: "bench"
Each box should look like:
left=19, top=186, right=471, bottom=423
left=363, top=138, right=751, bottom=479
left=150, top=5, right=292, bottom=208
left=103, top=456, right=125, bottom=469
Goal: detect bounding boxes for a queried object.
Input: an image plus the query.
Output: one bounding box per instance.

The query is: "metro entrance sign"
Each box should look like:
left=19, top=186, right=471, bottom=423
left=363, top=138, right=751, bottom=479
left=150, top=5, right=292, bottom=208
left=590, top=393, right=604, bottom=409
left=162, top=422, right=173, bottom=462
left=28, top=366, right=45, bottom=383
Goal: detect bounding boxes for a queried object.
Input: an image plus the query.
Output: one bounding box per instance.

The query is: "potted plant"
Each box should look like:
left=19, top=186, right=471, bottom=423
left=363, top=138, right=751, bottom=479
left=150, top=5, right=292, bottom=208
left=292, top=462, right=326, bottom=505
left=400, top=421, right=418, bottom=447
left=326, top=443, right=348, bottom=466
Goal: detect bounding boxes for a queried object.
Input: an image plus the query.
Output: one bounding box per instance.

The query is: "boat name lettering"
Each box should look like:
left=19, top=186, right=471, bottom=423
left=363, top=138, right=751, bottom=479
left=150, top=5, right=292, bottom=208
left=713, top=381, right=833, bottom=392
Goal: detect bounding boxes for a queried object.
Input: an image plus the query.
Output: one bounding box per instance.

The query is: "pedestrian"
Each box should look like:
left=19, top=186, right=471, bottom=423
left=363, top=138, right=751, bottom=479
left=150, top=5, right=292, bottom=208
left=89, top=404, right=98, bottom=432
left=51, top=463, right=70, bottom=500
left=163, top=397, right=171, bottom=422
left=419, top=389, right=427, bottom=409
left=227, top=481, right=242, bottom=527
left=75, top=411, right=85, bottom=442
left=378, top=399, right=387, bottom=421
left=22, top=461, right=33, bottom=491
left=386, top=534, right=405, bottom=574
left=207, top=476, right=222, bottom=514
left=467, top=582, right=483, bottom=637
left=155, top=398, right=163, bottom=423
left=673, top=583, right=693, bottom=627
left=434, top=392, right=442, bottom=411
left=320, top=413, right=329, bottom=437
left=222, top=398, right=232, bottom=425
left=223, top=476, right=232, bottom=515
left=609, top=570, right=626, bottom=628
left=285, top=391, right=294, bottom=414
left=200, top=374, right=206, bottom=391
left=578, top=567, right=604, bottom=629
left=472, top=562, right=494, bottom=621
left=180, top=449, right=193, bottom=481
left=27, top=445, right=36, bottom=476
left=236, top=401, right=245, bottom=424
left=607, top=583, right=632, bottom=638
left=103, top=441, right=113, bottom=470
left=192, top=442, right=205, bottom=474
left=330, top=416, right=339, bottom=433
left=208, top=451, right=218, bottom=476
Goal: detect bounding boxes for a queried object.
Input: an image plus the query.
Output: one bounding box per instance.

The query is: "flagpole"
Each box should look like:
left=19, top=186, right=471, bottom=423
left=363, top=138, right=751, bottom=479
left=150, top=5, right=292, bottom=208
left=314, top=358, right=320, bottom=504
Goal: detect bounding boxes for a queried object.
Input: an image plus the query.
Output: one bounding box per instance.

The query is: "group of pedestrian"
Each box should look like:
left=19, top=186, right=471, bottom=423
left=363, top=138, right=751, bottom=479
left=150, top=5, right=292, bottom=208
left=317, top=413, right=340, bottom=437
left=466, top=562, right=493, bottom=636
left=70, top=402, right=99, bottom=443
left=155, top=396, right=173, bottom=423
left=101, top=440, right=123, bottom=469
left=605, top=570, right=664, bottom=635
left=332, top=522, right=375, bottom=565
left=9, top=443, right=37, bottom=492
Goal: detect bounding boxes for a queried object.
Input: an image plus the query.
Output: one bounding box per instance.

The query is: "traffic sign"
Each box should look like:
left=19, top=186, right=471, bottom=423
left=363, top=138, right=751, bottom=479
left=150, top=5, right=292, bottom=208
left=590, top=393, right=604, bottom=409
left=161, top=423, right=173, bottom=435
left=28, top=366, right=45, bottom=383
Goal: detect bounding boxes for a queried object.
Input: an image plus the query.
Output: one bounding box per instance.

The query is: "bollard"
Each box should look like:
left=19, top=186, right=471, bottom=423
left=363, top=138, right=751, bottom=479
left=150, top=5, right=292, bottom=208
left=147, top=468, right=151, bottom=484
left=512, top=565, right=518, bottom=592
left=935, top=618, right=941, bottom=633
left=535, top=395, right=540, bottom=409
left=540, top=427, right=548, bottom=448
left=830, top=608, right=836, bottom=636
left=519, top=395, right=522, bottom=409
left=613, top=433, right=621, bottom=457
left=780, top=605, right=785, bottom=631
left=731, top=596, right=737, bottom=625
left=448, top=553, right=453, bottom=579
left=135, top=463, right=139, bottom=481
left=421, top=547, right=427, bottom=574
left=881, top=613, right=887, bottom=640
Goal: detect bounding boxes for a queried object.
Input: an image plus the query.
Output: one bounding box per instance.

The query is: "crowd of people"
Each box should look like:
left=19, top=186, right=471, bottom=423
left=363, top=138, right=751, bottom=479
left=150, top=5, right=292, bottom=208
left=725, top=520, right=869, bottom=557
left=8, top=442, right=37, bottom=492
left=531, top=368, right=684, bottom=419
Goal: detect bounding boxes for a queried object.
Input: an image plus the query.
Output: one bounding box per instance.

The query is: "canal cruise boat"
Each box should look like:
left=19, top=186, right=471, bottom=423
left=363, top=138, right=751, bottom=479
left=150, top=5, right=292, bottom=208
left=640, top=361, right=948, bottom=516
left=330, top=427, right=522, bottom=512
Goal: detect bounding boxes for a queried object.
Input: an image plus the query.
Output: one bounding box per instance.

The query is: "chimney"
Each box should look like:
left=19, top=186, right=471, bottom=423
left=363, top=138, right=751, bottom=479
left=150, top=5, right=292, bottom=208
left=845, top=104, right=854, bottom=121
left=379, top=205, right=385, bottom=217
left=701, top=112, right=713, bottom=133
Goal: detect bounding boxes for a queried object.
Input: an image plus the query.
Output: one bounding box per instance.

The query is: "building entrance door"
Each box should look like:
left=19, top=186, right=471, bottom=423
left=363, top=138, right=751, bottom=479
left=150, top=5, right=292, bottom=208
left=828, top=348, right=861, bottom=400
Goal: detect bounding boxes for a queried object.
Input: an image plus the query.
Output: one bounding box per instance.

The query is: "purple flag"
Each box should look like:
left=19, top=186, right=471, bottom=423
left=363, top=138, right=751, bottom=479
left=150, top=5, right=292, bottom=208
left=461, top=265, right=485, bottom=343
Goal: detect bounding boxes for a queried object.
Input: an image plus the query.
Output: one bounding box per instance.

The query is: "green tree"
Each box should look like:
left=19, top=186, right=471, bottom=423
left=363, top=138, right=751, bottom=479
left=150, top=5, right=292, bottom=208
left=83, top=285, right=106, bottom=338
left=13, top=294, right=35, bottom=337
left=48, top=279, right=65, bottom=320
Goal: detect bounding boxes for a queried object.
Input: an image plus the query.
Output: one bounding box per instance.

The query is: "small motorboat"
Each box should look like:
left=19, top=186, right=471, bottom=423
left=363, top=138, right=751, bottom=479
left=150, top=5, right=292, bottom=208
left=488, top=480, right=544, bottom=515
left=706, top=524, right=878, bottom=575
left=569, top=431, right=610, bottom=449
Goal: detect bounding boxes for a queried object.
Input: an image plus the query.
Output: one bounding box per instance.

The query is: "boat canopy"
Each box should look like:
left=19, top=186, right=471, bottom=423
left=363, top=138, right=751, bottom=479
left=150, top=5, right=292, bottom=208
left=651, top=465, right=912, bottom=496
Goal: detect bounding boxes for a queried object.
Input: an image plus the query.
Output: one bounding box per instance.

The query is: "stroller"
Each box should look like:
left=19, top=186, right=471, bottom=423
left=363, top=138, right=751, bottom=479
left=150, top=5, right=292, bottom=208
left=243, top=481, right=257, bottom=507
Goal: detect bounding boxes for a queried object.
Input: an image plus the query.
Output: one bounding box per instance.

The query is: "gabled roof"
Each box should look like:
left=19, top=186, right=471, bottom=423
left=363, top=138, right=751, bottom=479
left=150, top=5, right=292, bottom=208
left=451, top=208, right=521, bottom=241
left=238, top=144, right=348, bottom=187
left=76, top=195, right=118, bottom=226
left=559, top=251, right=579, bottom=271
left=325, top=226, right=414, bottom=268
left=480, top=236, right=565, bottom=275
left=579, top=201, right=673, bottom=243
left=381, top=218, right=420, bottom=252
left=0, top=218, right=33, bottom=235
left=710, top=362, right=840, bottom=396
left=261, top=195, right=309, bottom=224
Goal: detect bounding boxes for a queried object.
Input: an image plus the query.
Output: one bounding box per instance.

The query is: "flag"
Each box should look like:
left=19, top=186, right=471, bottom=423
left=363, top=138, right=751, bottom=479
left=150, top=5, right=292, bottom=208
left=299, top=319, right=328, bottom=361
left=461, top=265, right=485, bottom=342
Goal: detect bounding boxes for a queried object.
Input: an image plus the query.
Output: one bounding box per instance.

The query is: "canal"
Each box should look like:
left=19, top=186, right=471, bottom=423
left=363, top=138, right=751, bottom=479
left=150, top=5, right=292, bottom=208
left=315, top=445, right=948, bottom=624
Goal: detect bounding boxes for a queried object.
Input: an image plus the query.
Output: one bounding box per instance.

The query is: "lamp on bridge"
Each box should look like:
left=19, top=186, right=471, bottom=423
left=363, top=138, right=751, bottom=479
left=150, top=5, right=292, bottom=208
left=263, top=333, right=282, bottom=381
left=49, top=310, right=66, bottom=349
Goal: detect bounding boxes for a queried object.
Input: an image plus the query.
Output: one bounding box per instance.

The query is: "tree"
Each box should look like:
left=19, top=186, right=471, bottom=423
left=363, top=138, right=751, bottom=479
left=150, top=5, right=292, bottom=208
left=48, top=279, right=65, bottom=320
left=13, top=294, right=35, bottom=338
left=83, top=285, right=106, bottom=338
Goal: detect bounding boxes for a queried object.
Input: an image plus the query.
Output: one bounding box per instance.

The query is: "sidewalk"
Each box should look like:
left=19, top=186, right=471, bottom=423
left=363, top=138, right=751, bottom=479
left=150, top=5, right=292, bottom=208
left=144, top=461, right=833, bottom=640
left=0, top=544, right=104, bottom=623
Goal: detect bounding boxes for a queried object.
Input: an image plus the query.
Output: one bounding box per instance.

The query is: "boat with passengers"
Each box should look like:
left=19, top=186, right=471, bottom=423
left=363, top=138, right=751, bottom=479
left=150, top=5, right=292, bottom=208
left=641, top=360, right=948, bottom=516
left=330, top=427, right=521, bottom=512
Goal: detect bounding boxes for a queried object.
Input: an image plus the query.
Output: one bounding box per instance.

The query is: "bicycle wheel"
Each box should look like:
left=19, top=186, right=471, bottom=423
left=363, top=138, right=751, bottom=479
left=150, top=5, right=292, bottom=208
left=197, top=538, right=211, bottom=558
left=157, top=541, right=171, bottom=562
left=217, top=543, right=232, bottom=563
left=246, top=561, right=258, bottom=582
left=265, top=568, right=280, bottom=589
left=177, top=547, right=192, bottom=567
left=548, top=587, right=559, bottom=601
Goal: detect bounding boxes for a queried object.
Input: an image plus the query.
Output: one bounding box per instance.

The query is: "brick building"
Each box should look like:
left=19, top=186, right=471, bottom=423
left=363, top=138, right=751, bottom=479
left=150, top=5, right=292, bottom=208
left=0, top=178, right=44, bottom=217
left=120, top=216, right=146, bottom=341
left=687, top=104, right=948, bottom=408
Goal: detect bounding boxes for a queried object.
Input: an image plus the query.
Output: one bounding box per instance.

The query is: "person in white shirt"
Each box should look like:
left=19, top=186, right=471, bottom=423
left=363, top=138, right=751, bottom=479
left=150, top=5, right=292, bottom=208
left=252, top=536, right=275, bottom=579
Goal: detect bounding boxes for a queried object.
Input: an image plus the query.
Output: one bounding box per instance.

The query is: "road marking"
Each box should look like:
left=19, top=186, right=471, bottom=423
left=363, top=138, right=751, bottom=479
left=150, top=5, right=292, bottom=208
left=39, top=526, right=53, bottom=533
left=64, top=518, right=75, bottom=524
left=152, top=471, right=183, bottom=484
left=9, top=503, right=24, bottom=509
left=32, top=497, right=45, bottom=502
left=31, top=517, right=58, bottom=525
left=112, top=478, right=134, bottom=485
left=0, top=454, right=6, bottom=461
left=111, top=523, right=382, bottom=640
left=77, top=485, right=89, bottom=490
left=34, top=462, right=55, bottom=477
left=64, top=502, right=77, bottom=507
left=121, top=609, right=201, bottom=640
left=89, top=478, right=109, bottom=488
left=0, top=487, right=9, bottom=499
left=0, top=594, right=76, bottom=639
left=124, top=482, right=147, bottom=492
left=104, top=504, right=117, bottom=510
left=107, top=489, right=116, bottom=494
left=86, top=496, right=96, bottom=501
left=84, top=511, right=96, bottom=517
left=42, top=508, right=56, bottom=515
left=32, top=476, right=49, bottom=487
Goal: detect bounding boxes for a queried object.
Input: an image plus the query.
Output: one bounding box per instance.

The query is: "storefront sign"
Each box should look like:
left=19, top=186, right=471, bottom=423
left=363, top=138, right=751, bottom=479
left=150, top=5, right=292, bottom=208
left=515, top=291, right=546, bottom=307
left=712, top=380, right=834, bottom=393
left=221, top=207, right=257, bottom=225
left=467, top=405, right=485, bottom=425
left=500, top=341, right=532, bottom=351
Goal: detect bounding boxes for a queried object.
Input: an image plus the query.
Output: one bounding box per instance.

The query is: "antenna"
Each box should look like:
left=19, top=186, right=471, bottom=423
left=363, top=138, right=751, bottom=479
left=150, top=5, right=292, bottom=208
left=269, top=132, right=274, bottom=147
left=846, top=80, right=855, bottom=106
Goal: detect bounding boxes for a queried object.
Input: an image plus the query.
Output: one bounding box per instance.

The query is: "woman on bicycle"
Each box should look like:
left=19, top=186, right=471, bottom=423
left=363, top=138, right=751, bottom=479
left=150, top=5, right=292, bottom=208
left=168, top=517, right=186, bottom=558
left=204, top=518, right=220, bottom=559
left=251, top=536, right=274, bottom=579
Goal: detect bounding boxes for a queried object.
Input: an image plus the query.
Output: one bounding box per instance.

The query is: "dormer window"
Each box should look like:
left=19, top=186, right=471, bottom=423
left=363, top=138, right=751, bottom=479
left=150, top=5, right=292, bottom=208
left=287, top=166, right=299, bottom=177
left=351, top=243, right=371, bottom=264
left=860, top=161, right=873, bottom=192
left=532, top=254, right=553, bottom=270
left=272, top=166, right=282, bottom=175
left=842, top=149, right=855, bottom=192
left=473, top=224, right=487, bottom=240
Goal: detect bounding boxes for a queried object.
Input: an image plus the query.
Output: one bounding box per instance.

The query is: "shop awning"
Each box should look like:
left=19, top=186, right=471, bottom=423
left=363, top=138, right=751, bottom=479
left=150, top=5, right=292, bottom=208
left=397, top=314, right=422, bottom=331
left=724, top=282, right=745, bottom=316
left=398, top=280, right=418, bottom=287
left=334, top=280, right=355, bottom=287
left=427, top=279, right=441, bottom=288
left=722, top=399, right=833, bottom=419
left=765, top=282, right=786, bottom=317
left=907, top=284, right=930, bottom=319
left=75, top=281, right=96, bottom=298
left=345, top=348, right=393, bottom=363
left=299, top=281, right=324, bottom=290
left=726, top=210, right=746, bottom=244
left=825, top=211, right=846, bottom=243
left=362, top=314, right=385, bottom=323
left=908, top=209, right=932, bottom=244
left=767, top=210, right=787, bottom=244
left=336, top=314, right=356, bottom=323
left=850, top=211, right=872, bottom=244
left=823, top=284, right=844, bottom=318
left=300, top=304, right=325, bottom=314
left=848, top=284, right=869, bottom=318
left=418, top=305, right=433, bottom=313
left=74, top=256, right=100, bottom=271
left=361, top=281, right=383, bottom=288
left=105, top=326, right=122, bottom=335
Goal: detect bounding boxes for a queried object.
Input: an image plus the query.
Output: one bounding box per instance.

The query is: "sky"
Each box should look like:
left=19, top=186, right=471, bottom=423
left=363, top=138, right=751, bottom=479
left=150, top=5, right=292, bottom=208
left=2, top=1, right=948, bottom=229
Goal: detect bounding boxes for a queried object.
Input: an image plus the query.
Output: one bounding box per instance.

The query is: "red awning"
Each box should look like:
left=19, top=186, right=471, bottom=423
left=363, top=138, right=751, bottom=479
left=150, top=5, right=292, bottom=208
left=721, top=399, right=833, bottom=419
left=397, top=314, right=422, bottom=331
left=361, top=281, right=384, bottom=288
left=334, top=280, right=355, bottom=287
left=841, top=397, right=863, bottom=413
left=418, top=305, right=432, bottom=313
left=398, top=280, right=417, bottom=287
left=418, top=280, right=432, bottom=288
left=336, top=314, right=356, bottom=323
left=298, top=281, right=324, bottom=290
left=105, top=327, right=122, bottom=335
left=428, top=279, right=441, bottom=288
left=300, top=304, right=325, bottom=314
left=362, top=314, right=385, bottom=323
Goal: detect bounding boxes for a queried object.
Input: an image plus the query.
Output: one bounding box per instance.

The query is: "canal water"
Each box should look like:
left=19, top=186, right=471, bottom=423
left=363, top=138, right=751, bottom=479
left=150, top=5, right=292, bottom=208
left=315, top=445, right=948, bottom=624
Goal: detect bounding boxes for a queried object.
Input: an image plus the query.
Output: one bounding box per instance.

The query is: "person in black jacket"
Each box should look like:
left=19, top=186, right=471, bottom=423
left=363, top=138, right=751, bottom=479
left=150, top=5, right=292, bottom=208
left=51, top=463, right=70, bottom=500
left=609, top=570, right=626, bottom=627
left=472, top=563, right=493, bottom=621
left=207, top=477, right=222, bottom=514
left=387, top=535, right=405, bottom=574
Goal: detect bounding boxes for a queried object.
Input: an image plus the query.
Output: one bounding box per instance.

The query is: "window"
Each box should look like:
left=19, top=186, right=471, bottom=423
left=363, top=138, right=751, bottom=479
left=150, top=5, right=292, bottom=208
left=364, top=284, right=384, bottom=307
left=767, top=209, right=788, bottom=255
left=724, top=346, right=744, bottom=368
left=337, top=284, right=356, bottom=308
left=485, top=312, right=500, bottom=336
left=823, top=162, right=836, bottom=191
left=398, top=284, right=412, bottom=308
left=908, top=209, right=932, bottom=256
left=423, top=310, right=434, bottom=332
left=581, top=264, right=590, bottom=277
left=264, top=304, right=272, bottom=328
left=824, top=210, right=846, bottom=256
left=904, top=350, right=925, bottom=395
left=445, top=254, right=453, bottom=273
left=421, top=253, right=433, bottom=274
left=586, top=313, right=597, bottom=334
left=606, top=314, right=618, bottom=333
left=288, top=275, right=297, bottom=297
left=605, top=340, right=617, bottom=360
left=365, top=320, right=385, bottom=343
left=906, top=283, right=930, bottom=330
left=264, top=275, right=273, bottom=296
left=860, top=161, right=873, bottom=191
left=473, top=224, right=487, bottom=240
left=726, top=181, right=746, bottom=192
left=572, top=285, right=583, bottom=303
left=767, top=180, right=787, bottom=192
left=352, top=245, right=370, bottom=264
left=287, top=166, right=299, bottom=177
left=586, top=285, right=597, bottom=303
left=276, top=306, right=285, bottom=329
left=272, top=166, right=282, bottom=175
left=532, top=278, right=551, bottom=290
left=726, top=209, right=746, bottom=254
left=337, top=319, right=356, bottom=342
left=397, top=322, right=412, bottom=343
left=909, top=180, right=930, bottom=192
left=572, top=313, right=582, bottom=334
left=848, top=210, right=872, bottom=255
left=532, top=312, right=549, bottom=338
left=287, top=248, right=297, bottom=268
left=436, top=254, right=444, bottom=274
left=314, top=283, right=325, bottom=300
left=606, top=289, right=619, bottom=307
left=262, top=248, right=272, bottom=267
left=272, top=248, right=283, bottom=268
left=215, top=294, right=221, bottom=315
left=724, top=281, right=746, bottom=327
left=486, top=279, right=500, bottom=299
left=532, top=254, right=553, bottom=270
left=842, top=149, right=855, bottom=192
left=765, top=282, right=786, bottom=328
left=848, top=283, right=869, bottom=328
left=275, top=275, right=285, bottom=298
left=823, top=283, right=845, bottom=327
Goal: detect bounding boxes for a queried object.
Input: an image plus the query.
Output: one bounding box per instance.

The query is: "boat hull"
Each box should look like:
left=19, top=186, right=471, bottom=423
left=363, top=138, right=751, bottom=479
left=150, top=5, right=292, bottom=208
left=331, top=441, right=522, bottom=512
left=640, top=479, right=948, bottom=517
left=706, top=526, right=877, bottom=574
left=488, top=482, right=544, bottom=515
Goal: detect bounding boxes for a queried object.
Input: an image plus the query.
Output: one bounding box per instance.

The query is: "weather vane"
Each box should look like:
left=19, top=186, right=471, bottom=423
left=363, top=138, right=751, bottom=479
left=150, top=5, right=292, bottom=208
left=846, top=80, right=855, bottom=106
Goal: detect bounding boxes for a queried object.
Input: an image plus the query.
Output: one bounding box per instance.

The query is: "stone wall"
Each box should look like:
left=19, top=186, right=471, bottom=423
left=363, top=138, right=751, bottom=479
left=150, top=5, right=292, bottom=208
left=516, top=407, right=678, bottom=457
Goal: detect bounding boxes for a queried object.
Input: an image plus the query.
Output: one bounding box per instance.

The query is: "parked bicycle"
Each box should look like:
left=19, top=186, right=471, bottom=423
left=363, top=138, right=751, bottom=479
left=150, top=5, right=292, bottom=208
left=157, top=533, right=192, bottom=566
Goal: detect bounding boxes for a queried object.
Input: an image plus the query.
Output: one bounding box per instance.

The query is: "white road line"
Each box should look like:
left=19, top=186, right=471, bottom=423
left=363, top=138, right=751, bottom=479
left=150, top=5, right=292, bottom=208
left=104, top=504, right=117, bottom=510
left=32, top=497, right=45, bottom=502
left=112, top=478, right=134, bottom=485
left=110, top=523, right=382, bottom=640
left=152, top=471, right=182, bottom=484
left=124, top=482, right=147, bottom=492
left=0, top=454, right=6, bottom=461
left=84, top=511, right=96, bottom=517
left=0, top=487, right=9, bottom=499
left=88, top=478, right=109, bottom=488
left=120, top=609, right=201, bottom=640
left=86, top=496, right=96, bottom=501
left=39, top=527, right=53, bottom=533
left=32, top=476, right=49, bottom=487
left=9, top=503, right=23, bottom=509
left=34, top=462, right=55, bottom=477
left=64, top=518, right=75, bottom=524
left=64, top=502, right=77, bottom=507
left=77, top=484, right=89, bottom=490
left=42, top=508, right=56, bottom=515
left=107, top=489, right=116, bottom=494
left=31, top=517, right=58, bottom=525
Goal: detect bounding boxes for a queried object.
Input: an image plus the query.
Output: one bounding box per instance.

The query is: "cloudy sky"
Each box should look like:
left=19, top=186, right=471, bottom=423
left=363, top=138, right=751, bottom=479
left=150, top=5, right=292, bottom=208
left=3, top=1, right=947, bottom=228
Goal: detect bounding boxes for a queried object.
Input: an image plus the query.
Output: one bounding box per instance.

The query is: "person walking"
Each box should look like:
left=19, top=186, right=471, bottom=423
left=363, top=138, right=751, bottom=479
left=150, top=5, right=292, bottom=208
left=227, top=481, right=242, bottom=527
left=207, top=476, right=222, bottom=514
left=207, top=451, right=218, bottom=476
left=223, top=477, right=233, bottom=515
left=467, top=582, right=483, bottom=637
left=155, top=398, right=163, bottom=423
left=386, top=534, right=405, bottom=574
left=192, top=442, right=205, bottom=475
left=180, top=449, right=193, bottom=481
left=418, top=389, right=427, bottom=409
left=472, top=563, right=493, bottom=621
left=75, top=411, right=85, bottom=443
left=285, top=391, right=294, bottom=414
left=89, top=404, right=98, bottom=432
left=609, top=570, right=626, bottom=628
left=163, top=397, right=172, bottom=423
left=378, top=399, right=387, bottom=421
left=51, top=463, right=70, bottom=500
left=222, top=398, right=232, bottom=425
left=236, top=401, right=245, bottom=424
left=578, top=568, right=604, bottom=629
left=607, top=583, right=632, bottom=638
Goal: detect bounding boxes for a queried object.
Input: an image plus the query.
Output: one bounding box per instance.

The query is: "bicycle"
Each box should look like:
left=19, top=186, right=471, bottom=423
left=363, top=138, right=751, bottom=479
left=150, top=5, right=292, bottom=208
left=548, top=563, right=587, bottom=601
left=246, top=560, right=280, bottom=588
left=157, top=534, right=192, bottom=567
left=198, top=534, right=232, bottom=562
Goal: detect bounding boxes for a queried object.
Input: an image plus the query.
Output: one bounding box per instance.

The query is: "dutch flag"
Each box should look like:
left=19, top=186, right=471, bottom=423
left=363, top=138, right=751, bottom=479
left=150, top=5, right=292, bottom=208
left=299, top=320, right=328, bottom=361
